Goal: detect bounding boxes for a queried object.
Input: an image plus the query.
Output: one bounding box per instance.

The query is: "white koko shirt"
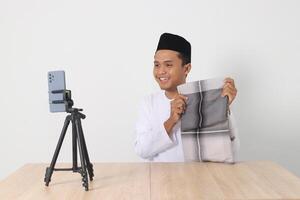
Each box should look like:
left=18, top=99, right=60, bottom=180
left=134, top=90, right=240, bottom=162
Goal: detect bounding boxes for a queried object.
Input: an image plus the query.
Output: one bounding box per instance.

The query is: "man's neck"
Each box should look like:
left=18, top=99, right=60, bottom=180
left=164, top=80, right=187, bottom=99
left=164, top=89, right=178, bottom=100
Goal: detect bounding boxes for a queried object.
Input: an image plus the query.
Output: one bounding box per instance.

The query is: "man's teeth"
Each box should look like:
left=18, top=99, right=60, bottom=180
left=159, top=78, right=168, bottom=81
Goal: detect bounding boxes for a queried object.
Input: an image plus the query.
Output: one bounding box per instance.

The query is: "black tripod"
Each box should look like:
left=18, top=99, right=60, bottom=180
left=44, top=107, right=94, bottom=191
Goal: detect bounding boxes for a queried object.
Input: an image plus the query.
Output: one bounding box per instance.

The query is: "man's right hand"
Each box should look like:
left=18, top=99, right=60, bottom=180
left=164, top=94, right=188, bottom=135
left=170, top=94, right=188, bottom=122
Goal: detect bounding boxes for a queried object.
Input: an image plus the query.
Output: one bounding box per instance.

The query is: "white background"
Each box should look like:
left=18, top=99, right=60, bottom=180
left=0, top=0, right=300, bottom=180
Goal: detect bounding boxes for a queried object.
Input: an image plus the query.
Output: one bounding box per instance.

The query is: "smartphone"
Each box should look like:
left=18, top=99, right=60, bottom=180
left=48, top=70, right=67, bottom=112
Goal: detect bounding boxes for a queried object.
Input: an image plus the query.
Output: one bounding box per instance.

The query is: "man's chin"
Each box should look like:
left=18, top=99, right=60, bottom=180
left=158, top=84, right=169, bottom=90
left=159, top=84, right=176, bottom=91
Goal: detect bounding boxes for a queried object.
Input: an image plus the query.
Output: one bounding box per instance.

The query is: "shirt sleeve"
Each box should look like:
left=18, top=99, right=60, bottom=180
left=134, top=97, right=175, bottom=160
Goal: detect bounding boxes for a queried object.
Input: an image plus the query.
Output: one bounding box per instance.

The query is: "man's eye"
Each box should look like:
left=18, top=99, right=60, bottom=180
left=166, top=64, right=173, bottom=67
left=154, top=64, right=159, bottom=67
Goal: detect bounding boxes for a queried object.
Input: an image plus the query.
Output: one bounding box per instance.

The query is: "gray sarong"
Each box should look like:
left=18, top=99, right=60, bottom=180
left=178, top=78, right=232, bottom=162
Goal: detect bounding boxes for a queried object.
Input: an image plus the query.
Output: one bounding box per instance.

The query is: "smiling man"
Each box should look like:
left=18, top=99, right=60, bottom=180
left=134, top=33, right=239, bottom=162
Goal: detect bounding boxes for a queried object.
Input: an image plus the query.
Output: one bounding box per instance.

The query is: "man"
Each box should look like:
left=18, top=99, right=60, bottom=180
left=134, top=33, right=238, bottom=162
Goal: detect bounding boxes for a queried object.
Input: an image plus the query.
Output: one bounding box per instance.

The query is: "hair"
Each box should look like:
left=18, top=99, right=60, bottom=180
left=177, top=52, right=191, bottom=66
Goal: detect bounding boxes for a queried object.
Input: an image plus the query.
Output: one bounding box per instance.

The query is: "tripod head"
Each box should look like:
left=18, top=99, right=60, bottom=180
left=50, top=89, right=75, bottom=112
left=51, top=89, right=85, bottom=117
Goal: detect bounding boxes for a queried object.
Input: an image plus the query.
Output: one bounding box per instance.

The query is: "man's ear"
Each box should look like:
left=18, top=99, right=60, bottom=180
left=184, top=63, right=192, bottom=77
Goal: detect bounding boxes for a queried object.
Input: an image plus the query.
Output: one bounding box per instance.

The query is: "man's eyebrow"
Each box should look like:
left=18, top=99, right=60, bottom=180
left=154, top=59, right=173, bottom=64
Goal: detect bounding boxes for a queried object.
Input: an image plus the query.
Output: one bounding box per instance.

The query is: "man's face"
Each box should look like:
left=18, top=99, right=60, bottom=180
left=153, top=50, right=191, bottom=92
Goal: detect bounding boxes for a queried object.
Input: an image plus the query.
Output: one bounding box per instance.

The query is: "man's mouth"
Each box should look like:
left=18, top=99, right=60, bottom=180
left=158, top=77, right=169, bottom=83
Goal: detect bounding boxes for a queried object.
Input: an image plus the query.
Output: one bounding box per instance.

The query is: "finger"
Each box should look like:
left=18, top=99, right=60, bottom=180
left=176, top=102, right=185, bottom=109
left=223, top=82, right=235, bottom=88
left=222, top=89, right=237, bottom=99
left=222, top=92, right=232, bottom=104
left=175, top=94, right=188, bottom=103
left=173, top=98, right=187, bottom=107
left=173, top=107, right=182, bottom=116
left=179, top=103, right=186, bottom=111
left=223, top=81, right=235, bottom=90
left=171, top=102, right=186, bottom=113
left=222, top=91, right=236, bottom=105
left=177, top=107, right=185, bottom=114
left=177, top=106, right=184, bottom=113
left=222, top=85, right=237, bottom=97
left=223, top=83, right=236, bottom=93
left=175, top=102, right=186, bottom=112
left=224, top=77, right=235, bottom=87
left=224, top=77, right=234, bottom=83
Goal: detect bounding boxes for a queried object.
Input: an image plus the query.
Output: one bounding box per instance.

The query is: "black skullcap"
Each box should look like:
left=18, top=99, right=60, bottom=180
left=156, top=33, right=191, bottom=63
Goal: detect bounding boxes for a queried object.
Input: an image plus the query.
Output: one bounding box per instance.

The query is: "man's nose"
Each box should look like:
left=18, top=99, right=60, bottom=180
left=157, top=66, right=167, bottom=75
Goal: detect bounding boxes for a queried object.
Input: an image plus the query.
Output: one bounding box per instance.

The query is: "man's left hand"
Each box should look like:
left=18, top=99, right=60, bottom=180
left=222, top=77, right=237, bottom=105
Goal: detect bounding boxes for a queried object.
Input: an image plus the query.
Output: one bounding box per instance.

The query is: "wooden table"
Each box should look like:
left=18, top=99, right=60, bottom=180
left=1, top=161, right=300, bottom=199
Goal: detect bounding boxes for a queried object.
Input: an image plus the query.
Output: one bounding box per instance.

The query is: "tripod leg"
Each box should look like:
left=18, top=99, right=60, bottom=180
left=75, top=118, right=89, bottom=191
left=77, top=119, right=94, bottom=181
left=44, top=116, right=71, bottom=186
left=72, top=118, right=78, bottom=171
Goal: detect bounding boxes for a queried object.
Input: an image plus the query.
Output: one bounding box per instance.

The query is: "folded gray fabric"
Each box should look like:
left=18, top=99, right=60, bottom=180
left=178, top=78, right=229, bottom=134
left=178, top=78, right=234, bottom=163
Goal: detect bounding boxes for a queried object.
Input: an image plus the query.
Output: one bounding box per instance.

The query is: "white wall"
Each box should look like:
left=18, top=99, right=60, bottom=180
left=1, top=0, right=300, bottom=180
